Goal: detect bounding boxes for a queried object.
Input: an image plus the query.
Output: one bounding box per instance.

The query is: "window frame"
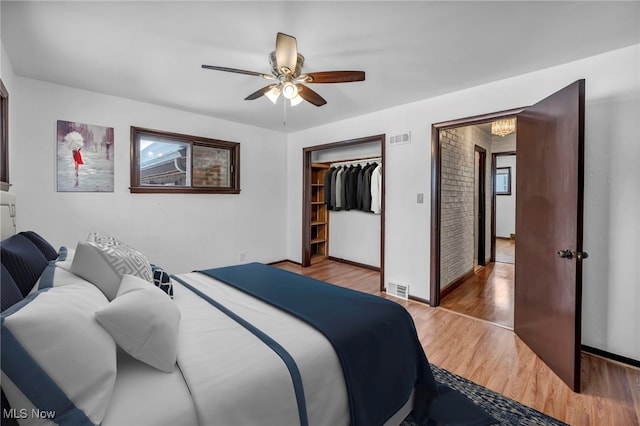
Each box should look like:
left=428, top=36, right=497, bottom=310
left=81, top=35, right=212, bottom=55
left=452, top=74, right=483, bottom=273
left=1, top=79, right=9, bottom=191
left=130, top=126, right=240, bottom=194
left=495, top=166, right=512, bottom=196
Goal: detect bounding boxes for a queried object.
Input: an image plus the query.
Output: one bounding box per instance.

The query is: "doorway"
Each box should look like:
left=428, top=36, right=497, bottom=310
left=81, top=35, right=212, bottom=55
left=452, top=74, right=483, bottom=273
left=491, top=152, right=517, bottom=265
left=431, top=81, right=586, bottom=391
left=429, top=109, right=522, bottom=318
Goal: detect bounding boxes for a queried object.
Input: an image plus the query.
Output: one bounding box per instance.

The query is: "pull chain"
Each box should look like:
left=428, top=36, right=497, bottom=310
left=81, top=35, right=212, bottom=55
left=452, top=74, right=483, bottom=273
left=282, top=97, right=287, bottom=127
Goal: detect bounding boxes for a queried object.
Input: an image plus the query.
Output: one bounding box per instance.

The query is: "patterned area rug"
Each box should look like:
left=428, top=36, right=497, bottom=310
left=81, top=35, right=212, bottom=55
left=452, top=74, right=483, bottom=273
left=402, top=364, right=568, bottom=425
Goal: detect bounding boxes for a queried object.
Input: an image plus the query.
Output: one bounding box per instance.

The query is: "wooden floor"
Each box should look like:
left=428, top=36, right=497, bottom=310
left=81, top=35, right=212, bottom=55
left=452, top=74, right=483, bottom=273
left=272, top=259, right=640, bottom=426
left=495, top=237, right=515, bottom=264
left=441, top=262, right=515, bottom=329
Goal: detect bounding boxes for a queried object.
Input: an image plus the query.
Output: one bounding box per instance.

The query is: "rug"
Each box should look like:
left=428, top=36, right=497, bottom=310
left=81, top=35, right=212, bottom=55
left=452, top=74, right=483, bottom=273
left=401, top=364, right=568, bottom=426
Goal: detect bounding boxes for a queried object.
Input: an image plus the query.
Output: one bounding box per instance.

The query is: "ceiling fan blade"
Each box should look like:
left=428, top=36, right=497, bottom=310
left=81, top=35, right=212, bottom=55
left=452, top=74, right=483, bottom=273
left=297, top=84, right=327, bottom=107
left=245, top=84, right=279, bottom=101
left=299, top=71, right=365, bottom=84
left=275, top=32, right=298, bottom=75
left=201, top=65, right=274, bottom=79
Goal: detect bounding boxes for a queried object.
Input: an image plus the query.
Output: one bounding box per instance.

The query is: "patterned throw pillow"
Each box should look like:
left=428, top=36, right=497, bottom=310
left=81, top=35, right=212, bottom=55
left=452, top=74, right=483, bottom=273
left=87, top=233, right=154, bottom=285
left=70, top=241, right=153, bottom=300
left=151, top=264, right=174, bottom=299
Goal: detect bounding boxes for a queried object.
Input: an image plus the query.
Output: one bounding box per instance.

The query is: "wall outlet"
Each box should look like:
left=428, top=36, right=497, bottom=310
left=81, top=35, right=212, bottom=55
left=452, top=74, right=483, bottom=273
left=239, top=252, right=245, bottom=261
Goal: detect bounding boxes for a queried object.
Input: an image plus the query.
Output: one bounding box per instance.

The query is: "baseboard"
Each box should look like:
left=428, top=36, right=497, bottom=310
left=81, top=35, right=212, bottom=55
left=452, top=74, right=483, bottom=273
left=327, top=256, right=380, bottom=272
left=582, top=345, right=640, bottom=369
left=267, top=259, right=301, bottom=266
left=408, top=294, right=431, bottom=306
left=440, top=267, right=475, bottom=298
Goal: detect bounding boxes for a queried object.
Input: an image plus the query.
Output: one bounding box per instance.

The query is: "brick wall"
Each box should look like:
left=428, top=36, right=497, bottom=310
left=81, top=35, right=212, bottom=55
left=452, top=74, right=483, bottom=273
left=440, top=125, right=492, bottom=288
left=192, top=145, right=230, bottom=187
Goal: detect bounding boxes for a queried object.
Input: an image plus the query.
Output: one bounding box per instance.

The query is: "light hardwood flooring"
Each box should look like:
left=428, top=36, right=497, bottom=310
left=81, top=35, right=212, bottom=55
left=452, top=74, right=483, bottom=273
left=495, top=237, right=515, bottom=264
left=272, top=260, right=640, bottom=426
left=440, top=262, right=514, bottom=329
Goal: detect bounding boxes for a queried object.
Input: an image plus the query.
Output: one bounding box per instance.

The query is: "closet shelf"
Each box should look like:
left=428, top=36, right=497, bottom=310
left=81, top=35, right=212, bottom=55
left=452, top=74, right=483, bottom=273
left=308, top=163, right=330, bottom=264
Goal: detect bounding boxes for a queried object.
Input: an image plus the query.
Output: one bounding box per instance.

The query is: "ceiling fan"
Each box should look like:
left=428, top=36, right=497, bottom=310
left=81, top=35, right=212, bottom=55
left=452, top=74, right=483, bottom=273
left=201, top=32, right=365, bottom=107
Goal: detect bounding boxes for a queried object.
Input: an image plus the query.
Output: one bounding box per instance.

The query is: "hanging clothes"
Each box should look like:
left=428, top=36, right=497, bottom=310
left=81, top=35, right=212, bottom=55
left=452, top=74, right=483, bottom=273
left=324, top=166, right=334, bottom=209
left=345, top=165, right=361, bottom=210
left=370, top=163, right=383, bottom=214
left=330, top=167, right=339, bottom=209
left=335, top=166, right=345, bottom=210
left=325, top=158, right=382, bottom=214
left=361, top=163, right=377, bottom=212
left=356, top=166, right=366, bottom=210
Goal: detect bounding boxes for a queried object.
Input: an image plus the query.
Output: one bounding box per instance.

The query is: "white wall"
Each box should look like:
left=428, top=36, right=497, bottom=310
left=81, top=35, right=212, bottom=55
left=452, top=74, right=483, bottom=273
left=11, top=77, right=289, bottom=274
left=287, top=45, right=640, bottom=360
left=495, top=155, right=516, bottom=238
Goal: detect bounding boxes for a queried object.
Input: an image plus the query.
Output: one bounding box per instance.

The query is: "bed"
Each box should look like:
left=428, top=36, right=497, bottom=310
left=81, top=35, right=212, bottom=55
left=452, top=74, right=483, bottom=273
left=1, top=228, right=439, bottom=426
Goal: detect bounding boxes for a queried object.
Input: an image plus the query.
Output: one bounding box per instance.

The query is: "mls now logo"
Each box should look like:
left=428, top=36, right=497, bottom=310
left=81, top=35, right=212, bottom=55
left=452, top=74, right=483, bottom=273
left=4, top=408, right=56, bottom=420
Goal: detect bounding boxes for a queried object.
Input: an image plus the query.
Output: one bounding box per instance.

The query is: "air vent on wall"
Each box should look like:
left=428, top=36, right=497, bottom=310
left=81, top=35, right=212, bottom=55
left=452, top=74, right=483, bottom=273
left=387, top=281, right=409, bottom=300
left=389, top=132, right=411, bottom=145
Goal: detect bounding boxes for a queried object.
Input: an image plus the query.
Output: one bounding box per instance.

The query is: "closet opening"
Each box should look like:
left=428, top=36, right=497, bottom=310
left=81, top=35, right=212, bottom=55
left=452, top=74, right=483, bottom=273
left=302, top=134, right=385, bottom=291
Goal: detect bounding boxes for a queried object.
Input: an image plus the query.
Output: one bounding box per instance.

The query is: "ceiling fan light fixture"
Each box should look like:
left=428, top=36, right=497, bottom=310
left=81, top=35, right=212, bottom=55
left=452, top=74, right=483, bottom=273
left=282, top=81, right=299, bottom=99
left=290, top=94, right=304, bottom=107
left=265, top=86, right=281, bottom=104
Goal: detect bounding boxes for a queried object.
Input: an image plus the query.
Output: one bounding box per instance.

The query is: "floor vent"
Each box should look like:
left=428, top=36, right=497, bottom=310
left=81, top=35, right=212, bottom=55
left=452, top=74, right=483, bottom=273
left=387, top=282, right=409, bottom=300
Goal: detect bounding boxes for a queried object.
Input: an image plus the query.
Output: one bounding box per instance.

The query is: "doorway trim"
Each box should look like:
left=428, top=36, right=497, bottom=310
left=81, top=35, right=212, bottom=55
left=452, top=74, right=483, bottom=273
left=475, top=145, right=487, bottom=267
left=302, top=134, right=386, bottom=291
left=490, top=151, right=517, bottom=262
left=430, top=108, right=524, bottom=306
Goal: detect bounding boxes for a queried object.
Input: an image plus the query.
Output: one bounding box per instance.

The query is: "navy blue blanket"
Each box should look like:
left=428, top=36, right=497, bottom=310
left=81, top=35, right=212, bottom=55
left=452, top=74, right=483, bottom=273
left=199, top=263, right=438, bottom=426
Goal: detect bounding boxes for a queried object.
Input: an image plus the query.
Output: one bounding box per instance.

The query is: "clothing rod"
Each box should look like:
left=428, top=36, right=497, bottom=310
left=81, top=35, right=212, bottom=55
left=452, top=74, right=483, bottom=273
left=328, top=157, right=382, bottom=167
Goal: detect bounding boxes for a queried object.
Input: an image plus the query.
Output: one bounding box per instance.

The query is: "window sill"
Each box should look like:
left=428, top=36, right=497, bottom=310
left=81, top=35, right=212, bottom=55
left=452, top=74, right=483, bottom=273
left=129, top=186, right=241, bottom=194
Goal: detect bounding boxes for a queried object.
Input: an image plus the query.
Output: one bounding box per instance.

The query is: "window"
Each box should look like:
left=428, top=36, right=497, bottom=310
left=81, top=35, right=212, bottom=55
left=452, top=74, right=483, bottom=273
left=130, top=127, right=240, bottom=194
left=0, top=79, right=9, bottom=191
left=495, top=167, right=511, bottom=195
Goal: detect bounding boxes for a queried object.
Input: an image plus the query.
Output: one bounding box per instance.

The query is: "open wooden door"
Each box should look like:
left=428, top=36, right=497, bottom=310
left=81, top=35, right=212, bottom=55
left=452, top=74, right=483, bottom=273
left=515, top=80, right=586, bottom=392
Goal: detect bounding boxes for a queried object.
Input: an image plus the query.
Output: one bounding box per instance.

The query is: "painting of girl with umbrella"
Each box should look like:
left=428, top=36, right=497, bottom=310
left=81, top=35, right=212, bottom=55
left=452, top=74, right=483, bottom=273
left=57, top=120, right=114, bottom=192
left=65, top=131, right=84, bottom=176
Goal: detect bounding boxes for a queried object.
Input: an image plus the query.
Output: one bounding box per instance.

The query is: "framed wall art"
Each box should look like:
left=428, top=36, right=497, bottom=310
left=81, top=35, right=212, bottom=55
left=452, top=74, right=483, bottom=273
left=57, top=120, right=114, bottom=192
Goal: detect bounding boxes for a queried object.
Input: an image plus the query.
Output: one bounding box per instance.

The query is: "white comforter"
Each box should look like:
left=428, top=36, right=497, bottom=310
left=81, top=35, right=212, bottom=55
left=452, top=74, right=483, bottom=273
left=172, top=272, right=350, bottom=426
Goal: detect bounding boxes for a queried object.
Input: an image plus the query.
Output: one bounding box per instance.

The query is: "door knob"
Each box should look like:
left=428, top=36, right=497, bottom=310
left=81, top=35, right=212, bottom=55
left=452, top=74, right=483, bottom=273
left=557, top=250, right=589, bottom=260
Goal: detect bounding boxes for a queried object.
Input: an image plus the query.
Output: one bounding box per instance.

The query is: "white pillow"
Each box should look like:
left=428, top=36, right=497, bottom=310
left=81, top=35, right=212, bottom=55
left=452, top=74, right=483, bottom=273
left=69, top=240, right=153, bottom=300
left=1, top=283, right=117, bottom=426
left=95, top=274, right=181, bottom=373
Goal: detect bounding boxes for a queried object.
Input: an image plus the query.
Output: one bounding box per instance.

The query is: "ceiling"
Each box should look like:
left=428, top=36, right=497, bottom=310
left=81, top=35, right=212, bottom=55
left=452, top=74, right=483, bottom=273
left=2, top=1, right=638, bottom=133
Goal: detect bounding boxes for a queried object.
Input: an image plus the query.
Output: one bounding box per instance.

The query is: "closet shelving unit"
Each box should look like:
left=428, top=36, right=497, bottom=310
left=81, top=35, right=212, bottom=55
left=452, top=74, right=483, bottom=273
left=309, top=163, right=330, bottom=263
